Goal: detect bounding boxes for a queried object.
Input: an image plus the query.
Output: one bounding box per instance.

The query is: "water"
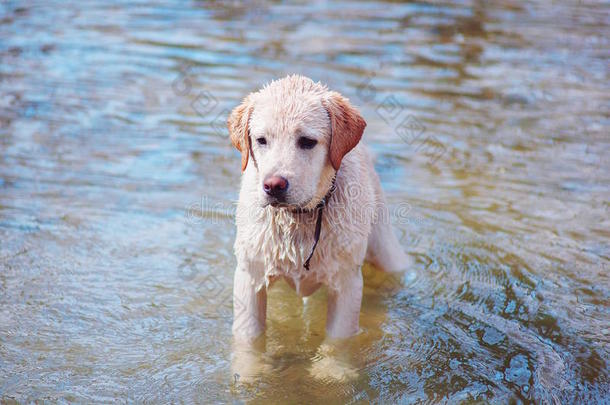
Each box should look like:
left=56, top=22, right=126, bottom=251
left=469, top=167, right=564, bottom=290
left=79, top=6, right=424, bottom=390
left=1, top=0, right=608, bottom=402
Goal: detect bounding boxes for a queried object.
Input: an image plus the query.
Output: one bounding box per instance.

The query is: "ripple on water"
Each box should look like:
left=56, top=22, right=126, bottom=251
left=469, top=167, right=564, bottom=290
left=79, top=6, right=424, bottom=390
left=1, top=0, right=609, bottom=403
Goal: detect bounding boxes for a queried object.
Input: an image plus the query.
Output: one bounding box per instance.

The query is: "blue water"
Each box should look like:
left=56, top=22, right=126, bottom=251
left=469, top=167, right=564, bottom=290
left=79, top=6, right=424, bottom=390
left=1, top=1, right=608, bottom=402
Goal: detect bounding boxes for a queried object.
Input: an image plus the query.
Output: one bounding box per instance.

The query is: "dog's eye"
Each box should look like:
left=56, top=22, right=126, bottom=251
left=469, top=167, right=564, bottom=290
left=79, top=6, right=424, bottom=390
left=256, top=137, right=267, bottom=146
left=298, top=137, right=317, bottom=150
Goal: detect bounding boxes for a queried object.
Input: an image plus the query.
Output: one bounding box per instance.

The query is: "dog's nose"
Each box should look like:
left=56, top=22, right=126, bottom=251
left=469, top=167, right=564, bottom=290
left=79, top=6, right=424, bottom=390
left=263, top=175, right=289, bottom=199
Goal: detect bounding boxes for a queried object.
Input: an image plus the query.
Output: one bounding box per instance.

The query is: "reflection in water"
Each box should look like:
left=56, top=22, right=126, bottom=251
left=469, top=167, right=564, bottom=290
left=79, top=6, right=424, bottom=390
left=0, top=0, right=608, bottom=403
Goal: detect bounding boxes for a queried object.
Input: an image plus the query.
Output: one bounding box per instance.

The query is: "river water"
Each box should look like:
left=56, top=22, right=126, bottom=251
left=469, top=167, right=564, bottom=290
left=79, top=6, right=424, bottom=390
left=1, top=1, right=608, bottom=403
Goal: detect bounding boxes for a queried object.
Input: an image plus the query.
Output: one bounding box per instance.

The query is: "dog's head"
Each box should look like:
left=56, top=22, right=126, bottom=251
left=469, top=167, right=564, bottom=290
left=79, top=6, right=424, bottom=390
left=227, top=75, right=366, bottom=209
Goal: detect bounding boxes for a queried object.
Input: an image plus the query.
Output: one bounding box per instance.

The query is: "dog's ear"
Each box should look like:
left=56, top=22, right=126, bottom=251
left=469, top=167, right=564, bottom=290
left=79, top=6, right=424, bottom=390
left=227, top=95, right=254, bottom=172
left=323, top=92, right=366, bottom=171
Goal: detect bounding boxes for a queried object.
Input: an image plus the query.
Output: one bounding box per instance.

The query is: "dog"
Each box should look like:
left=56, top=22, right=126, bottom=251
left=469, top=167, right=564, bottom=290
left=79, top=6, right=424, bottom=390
left=228, top=75, right=411, bottom=341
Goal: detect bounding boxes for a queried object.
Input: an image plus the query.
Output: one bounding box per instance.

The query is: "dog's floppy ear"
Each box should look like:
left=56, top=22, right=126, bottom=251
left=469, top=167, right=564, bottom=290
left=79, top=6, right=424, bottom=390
left=227, top=95, right=254, bottom=172
left=323, top=92, right=366, bottom=171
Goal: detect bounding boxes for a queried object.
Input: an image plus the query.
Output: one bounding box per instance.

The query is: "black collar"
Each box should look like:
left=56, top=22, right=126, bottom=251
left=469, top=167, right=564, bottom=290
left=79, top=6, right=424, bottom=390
left=297, top=176, right=336, bottom=271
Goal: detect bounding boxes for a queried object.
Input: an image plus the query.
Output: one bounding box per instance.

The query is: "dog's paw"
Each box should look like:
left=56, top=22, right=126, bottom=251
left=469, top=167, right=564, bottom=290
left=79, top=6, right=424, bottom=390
left=231, top=341, right=272, bottom=384
left=308, top=343, right=359, bottom=382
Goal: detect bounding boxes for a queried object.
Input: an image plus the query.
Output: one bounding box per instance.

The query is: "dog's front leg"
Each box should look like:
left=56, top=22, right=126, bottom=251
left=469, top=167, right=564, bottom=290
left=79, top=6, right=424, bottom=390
left=232, top=264, right=267, bottom=341
left=325, top=268, right=363, bottom=338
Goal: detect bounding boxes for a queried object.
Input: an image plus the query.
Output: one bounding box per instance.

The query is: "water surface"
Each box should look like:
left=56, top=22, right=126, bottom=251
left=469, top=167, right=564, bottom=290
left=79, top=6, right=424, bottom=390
left=1, top=0, right=608, bottom=403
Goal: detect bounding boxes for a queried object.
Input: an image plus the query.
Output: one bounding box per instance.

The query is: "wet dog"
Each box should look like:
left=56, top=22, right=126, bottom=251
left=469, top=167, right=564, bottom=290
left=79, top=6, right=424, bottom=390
left=228, top=75, right=411, bottom=340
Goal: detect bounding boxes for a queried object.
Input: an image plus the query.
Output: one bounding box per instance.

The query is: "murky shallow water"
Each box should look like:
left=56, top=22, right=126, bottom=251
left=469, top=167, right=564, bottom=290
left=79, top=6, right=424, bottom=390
left=1, top=0, right=608, bottom=403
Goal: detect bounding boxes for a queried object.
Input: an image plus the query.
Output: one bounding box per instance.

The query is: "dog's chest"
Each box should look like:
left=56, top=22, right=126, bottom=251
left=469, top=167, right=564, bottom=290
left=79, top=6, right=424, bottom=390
left=258, top=209, right=313, bottom=268
left=235, top=192, right=371, bottom=292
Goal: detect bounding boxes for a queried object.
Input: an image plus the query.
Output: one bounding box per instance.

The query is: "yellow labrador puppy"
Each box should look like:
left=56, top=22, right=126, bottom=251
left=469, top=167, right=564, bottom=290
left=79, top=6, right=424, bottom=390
left=228, top=75, right=411, bottom=340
